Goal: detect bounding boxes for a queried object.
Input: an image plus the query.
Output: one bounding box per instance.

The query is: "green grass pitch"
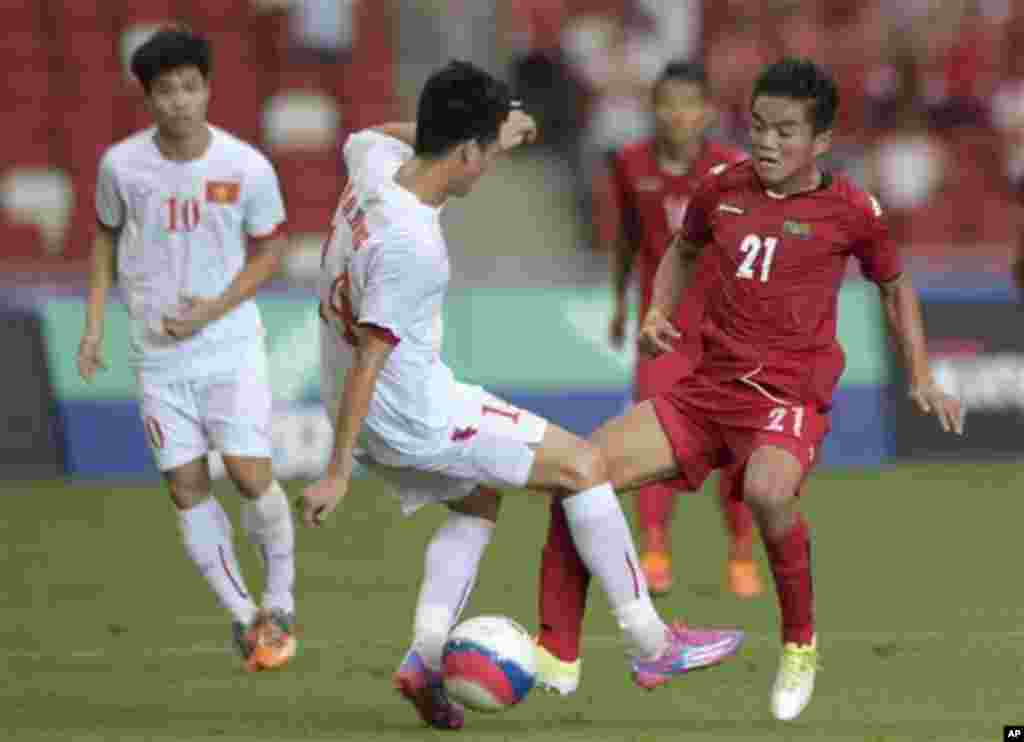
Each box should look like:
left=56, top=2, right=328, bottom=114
left=2, top=462, right=1020, bottom=741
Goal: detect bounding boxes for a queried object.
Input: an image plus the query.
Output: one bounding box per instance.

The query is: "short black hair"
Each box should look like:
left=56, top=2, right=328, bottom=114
left=751, top=58, right=838, bottom=134
left=130, top=28, right=211, bottom=94
left=415, top=60, right=513, bottom=158
left=653, top=60, right=709, bottom=99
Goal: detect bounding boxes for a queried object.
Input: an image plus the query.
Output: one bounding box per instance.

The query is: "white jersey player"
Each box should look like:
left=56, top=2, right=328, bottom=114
left=303, top=60, right=744, bottom=730
left=78, top=28, right=297, bottom=672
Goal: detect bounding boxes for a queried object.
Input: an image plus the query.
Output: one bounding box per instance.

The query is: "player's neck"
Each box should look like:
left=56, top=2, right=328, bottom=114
left=656, top=138, right=701, bottom=175
left=763, top=166, right=823, bottom=198
left=154, top=125, right=212, bottom=163
left=395, top=158, right=449, bottom=208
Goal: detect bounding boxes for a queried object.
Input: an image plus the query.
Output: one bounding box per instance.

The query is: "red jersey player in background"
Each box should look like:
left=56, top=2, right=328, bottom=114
left=605, top=61, right=760, bottom=599
left=535, top=58, right=963, bottom=721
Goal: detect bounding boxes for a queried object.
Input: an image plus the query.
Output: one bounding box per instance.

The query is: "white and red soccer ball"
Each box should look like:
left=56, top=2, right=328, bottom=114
left=441, top=615, right=537, bottom=713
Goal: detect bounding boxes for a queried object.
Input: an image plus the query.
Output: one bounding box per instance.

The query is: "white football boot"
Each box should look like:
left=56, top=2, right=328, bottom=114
left=771, top=634, right=818, bottom=721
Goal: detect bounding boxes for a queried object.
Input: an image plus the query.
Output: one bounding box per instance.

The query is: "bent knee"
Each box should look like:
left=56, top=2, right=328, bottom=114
left=742, top=475, right=797, bottom=512
left=558, top=441, right=609, bottom=492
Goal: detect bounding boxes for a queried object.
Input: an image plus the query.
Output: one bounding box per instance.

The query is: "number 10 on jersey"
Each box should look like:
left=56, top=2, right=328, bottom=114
left=736, top=234, right=777, bottom=282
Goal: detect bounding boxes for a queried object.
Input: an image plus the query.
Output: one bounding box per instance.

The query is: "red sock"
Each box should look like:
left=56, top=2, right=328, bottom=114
left=537, top=497, right=591, bottom=663
left=717, top=471, right=755, bottom=561
left=763, top=514, right=814, bottom=645
left=635, top=482, right=676, bottom=546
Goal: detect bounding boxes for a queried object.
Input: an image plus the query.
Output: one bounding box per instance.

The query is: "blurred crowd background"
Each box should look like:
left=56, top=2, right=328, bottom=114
left=3, top=0, right=1023, bottom=283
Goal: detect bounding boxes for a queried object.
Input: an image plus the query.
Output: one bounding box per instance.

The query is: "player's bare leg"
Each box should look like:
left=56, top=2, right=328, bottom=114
left=743, top=445, right=817, bottom=720
left=717, top=469, right=763, bottom=598
left=395, top=487, right=499, bottom=730
left=167, top=457, right=260, bottom=669
left=533, top=406, right=744, bottom=692
left=225, top=454, right=297, bottom=671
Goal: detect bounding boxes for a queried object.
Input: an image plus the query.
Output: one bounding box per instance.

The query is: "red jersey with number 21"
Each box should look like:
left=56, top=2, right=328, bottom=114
left=680, top=160, right=902, bottom=409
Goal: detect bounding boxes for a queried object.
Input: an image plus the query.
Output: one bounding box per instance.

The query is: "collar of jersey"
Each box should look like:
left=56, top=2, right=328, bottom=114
left=763, top=170, right=832, bottom=200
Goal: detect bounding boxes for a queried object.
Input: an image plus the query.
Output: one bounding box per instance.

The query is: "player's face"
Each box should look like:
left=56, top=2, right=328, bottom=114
left=654, top=80, right=713, bottom=149
left=749, top=96, right=831, bottom=193
left=146, top=65, right=210, bottom=140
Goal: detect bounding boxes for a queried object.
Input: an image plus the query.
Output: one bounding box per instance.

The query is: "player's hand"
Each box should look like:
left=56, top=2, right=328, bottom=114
left=163, top=295, right=222, bottom=340
left=909, top=382, right=965, bottom=435
left=77, top=334, right=107, bottom=382
left=499, top=109, right=537, bottom=151
left=638, top=308, right=680, bottom=358
left=299, top=475, right=348, bottom=527
left=609, top=307, right=627, bottom=350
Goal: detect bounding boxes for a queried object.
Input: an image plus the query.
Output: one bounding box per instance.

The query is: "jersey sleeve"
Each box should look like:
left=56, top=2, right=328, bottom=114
left=95, top=152, right=124, bottom=230
left=244, top=155, right=287, bottom=241
left=678, top=174, right=719, bottom=245
left=357, top=235, right=434, bottom=344
left=343, top=129, right=414, bottom=195
left=851, top=194, right=903, bottom=284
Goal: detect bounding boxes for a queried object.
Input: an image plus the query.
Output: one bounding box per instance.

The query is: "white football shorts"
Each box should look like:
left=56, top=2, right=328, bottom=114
left=137, top=340, right=272, bottom=472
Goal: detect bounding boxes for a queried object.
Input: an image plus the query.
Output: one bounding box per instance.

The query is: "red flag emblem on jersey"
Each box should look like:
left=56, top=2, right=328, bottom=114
left=206, top=181, right=240, bottom=204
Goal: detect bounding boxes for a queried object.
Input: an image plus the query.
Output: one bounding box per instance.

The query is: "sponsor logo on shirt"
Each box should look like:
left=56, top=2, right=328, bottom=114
left=637, top=177, right=662, bottom=192
left=206, top=180, right=241, bottom=204
left=783, top=220, right=812, bottom=238
left=717, top=203, right=744, bottom=215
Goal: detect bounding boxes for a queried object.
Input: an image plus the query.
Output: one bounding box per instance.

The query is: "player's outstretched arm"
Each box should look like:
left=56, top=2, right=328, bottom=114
left=164, top=237, right=285, bottom=340
left=639, top=235, right=699, bottom=356
left=78, top=226, right=117, bottom=381
left=878, top=274, right=964, bottom=434
left=301, top=330, right=396, bottom=527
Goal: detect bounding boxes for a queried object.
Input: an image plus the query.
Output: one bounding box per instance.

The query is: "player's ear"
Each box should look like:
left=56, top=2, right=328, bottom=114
left=812, top=129, right=832, bottom=159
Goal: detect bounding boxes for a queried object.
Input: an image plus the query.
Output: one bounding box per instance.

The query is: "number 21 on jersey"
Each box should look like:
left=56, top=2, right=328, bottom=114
left=736, top=234, right=777, bottom=282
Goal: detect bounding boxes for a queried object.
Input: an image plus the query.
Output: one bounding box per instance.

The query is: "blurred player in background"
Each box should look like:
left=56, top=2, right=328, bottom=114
left=304, top=60, right=743, bottom=731
left=77, top=28, right=297, bottom=672
left=535, top=58, right=963, bottom=720
left=606, top=61, right=760, bottom=598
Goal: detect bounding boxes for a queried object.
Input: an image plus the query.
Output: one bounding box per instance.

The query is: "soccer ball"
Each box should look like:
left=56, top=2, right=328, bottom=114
left=441, top=615, right=537, bottom=713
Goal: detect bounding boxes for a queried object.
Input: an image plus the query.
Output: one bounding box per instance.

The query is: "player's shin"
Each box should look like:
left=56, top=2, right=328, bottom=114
left=561, top=484, right=668, bottom=659
left=179, top=496, right=257, bottom=625
left=411, top=511, right=494, bottom=670
left=240, top=481, right=296, bottom=615
left=537, top=497, right=590, bottom=662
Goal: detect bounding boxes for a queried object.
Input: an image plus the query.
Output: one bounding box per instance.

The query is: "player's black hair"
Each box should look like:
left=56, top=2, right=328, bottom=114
left=751, top=58, right=838, bottom=134
left=130, top=27, right=212, bottom=94
left=415, top=60, right=513, bottom=158
left=653, top=60, right=709, bottom=99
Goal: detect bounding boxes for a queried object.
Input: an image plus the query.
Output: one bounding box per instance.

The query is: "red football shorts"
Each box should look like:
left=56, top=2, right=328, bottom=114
left=651, top=372, right=830, bottom=494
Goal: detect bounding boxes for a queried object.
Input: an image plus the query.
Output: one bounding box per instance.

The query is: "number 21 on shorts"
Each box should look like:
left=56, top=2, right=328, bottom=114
left=765, top=405, right=804, bottom=436
left=736, top=234, right=777, bottom=282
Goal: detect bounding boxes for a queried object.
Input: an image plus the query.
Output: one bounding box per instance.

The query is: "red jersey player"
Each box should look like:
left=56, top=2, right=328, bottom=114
left=534, top=58, right=963, bottom=721
left=606, top=61, right=759, bottom=599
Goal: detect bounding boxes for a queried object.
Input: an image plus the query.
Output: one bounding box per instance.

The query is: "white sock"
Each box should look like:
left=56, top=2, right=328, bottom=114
left=179, top=496, right=257, bottom=625
left=562, top=484, right=668, bottom=659
left=411, top=512, right=494, bottom=671
left=240, top=481, right=296, bottom=615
